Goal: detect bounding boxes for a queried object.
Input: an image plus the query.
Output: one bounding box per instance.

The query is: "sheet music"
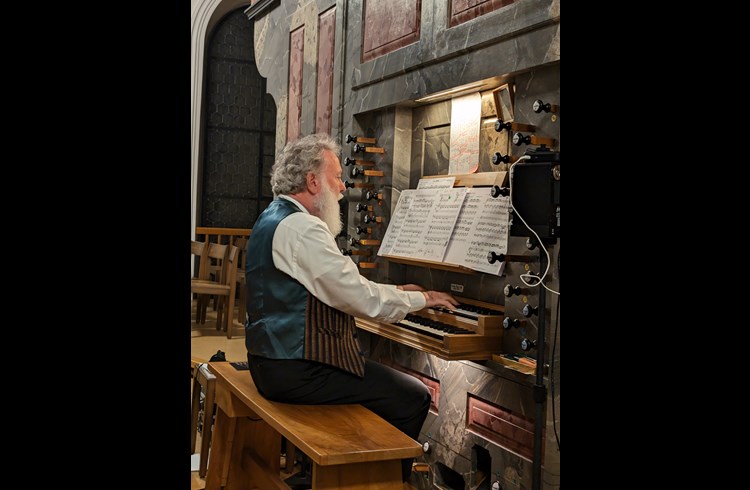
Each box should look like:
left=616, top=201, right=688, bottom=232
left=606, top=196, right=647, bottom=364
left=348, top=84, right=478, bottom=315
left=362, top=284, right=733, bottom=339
left=388, top=188, right=467, bottom=262
left=417, top=176, right=455, bottom=189
left=377, top=190, right=416, bottom=257
left=443, top=187, right=510, bottom=275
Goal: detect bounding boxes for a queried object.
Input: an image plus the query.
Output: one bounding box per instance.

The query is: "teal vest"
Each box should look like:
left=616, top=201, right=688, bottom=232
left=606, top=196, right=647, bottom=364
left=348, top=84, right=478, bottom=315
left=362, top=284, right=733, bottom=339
left=245, top=199, right=365, bottom=377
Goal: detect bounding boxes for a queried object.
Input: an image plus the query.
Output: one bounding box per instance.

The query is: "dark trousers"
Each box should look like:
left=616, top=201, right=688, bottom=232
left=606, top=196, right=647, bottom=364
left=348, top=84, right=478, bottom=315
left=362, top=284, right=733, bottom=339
left=247, top=354, right=430, bottom=482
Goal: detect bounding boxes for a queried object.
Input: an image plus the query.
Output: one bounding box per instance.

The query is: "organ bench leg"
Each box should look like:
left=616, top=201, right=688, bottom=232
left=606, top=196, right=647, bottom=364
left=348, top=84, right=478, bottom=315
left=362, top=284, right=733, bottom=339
left=206, top=387, right=282, bottom=490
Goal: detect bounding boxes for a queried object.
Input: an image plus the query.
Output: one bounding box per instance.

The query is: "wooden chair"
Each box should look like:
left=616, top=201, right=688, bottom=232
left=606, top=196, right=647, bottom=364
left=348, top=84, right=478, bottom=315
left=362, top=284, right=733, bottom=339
left=192, top=241, right=227, bottom=326
left=195, top=228, right=251, bottom=322
left=192, top=243, right=238, bottom=337
left=190, top=240, right=209, bottom=323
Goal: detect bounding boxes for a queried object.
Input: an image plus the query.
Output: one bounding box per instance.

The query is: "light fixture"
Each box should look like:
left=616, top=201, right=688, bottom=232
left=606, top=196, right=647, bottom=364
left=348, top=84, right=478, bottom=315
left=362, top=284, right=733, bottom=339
left=414, top=81, right=487, bottom=103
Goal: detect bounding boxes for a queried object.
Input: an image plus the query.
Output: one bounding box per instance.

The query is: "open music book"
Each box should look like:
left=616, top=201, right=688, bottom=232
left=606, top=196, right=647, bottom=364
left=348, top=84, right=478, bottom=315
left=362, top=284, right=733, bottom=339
left=378, top=177, right=510, bottom=275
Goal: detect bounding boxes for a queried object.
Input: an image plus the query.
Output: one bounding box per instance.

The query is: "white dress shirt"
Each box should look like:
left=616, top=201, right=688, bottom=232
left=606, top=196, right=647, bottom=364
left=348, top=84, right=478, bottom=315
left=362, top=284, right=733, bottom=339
left=271, top=195, right=427, bottom=324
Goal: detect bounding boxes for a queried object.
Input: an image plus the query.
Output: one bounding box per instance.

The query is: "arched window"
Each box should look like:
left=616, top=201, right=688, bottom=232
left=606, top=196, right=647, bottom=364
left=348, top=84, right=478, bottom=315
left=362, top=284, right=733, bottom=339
left=200, top=9, right=276, bottom=228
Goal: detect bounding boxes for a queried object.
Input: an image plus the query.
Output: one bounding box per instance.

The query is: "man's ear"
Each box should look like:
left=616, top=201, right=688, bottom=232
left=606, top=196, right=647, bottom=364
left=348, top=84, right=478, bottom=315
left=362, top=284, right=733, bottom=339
left=306, top=171, right=320, bottom=194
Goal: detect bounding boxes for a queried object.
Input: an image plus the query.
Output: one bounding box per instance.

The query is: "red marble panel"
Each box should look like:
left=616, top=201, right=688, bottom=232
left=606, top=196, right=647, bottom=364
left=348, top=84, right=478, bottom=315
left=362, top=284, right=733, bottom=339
left=362, top=0, right=421, bottom=63
left=316, top=7, right=336, bottom=134
left=466, top=394, right=538, bottom=461
left=449, top=0, right=515, bottom=28
left=287, top=26, right=304, bottom=142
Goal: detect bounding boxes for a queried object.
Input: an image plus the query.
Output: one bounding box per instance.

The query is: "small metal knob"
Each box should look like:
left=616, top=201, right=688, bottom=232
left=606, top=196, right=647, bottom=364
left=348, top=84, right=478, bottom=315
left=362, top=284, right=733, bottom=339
left=522, top=304, right=538, bottom=318
left=512, top=133, right=530, bottom=146
left=487, top=251, right=505, bottom=264
left=491, top=185, right=509, bottom=198
left=520, top=337, right=537, bottom=351
left=532, top=99, right=552, bottom=113
left=492, top=152, right=510, bottom=165
left=494, top=119, right=512, bottom=133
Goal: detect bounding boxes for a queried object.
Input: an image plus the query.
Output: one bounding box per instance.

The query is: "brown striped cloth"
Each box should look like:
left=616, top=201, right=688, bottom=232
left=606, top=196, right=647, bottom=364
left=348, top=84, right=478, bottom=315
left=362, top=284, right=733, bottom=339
left=303, top=294, right=365, bottom=377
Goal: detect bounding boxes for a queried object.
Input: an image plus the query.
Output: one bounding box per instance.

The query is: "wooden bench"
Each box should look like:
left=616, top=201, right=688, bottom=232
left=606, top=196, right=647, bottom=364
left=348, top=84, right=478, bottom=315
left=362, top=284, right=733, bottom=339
left=205, top=362, right=423, bottom=490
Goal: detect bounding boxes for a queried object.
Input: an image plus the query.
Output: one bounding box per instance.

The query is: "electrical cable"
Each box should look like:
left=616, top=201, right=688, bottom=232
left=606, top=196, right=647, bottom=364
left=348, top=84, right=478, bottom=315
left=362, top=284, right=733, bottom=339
left=508, top=155, right=560, bottom=295
left=551, top=292, right=560, bottom=451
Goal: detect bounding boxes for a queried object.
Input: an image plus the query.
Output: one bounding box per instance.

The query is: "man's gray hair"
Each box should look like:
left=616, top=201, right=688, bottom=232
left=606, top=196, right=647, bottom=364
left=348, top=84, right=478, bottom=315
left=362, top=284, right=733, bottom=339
left=270, top=134, right=341, bottom=197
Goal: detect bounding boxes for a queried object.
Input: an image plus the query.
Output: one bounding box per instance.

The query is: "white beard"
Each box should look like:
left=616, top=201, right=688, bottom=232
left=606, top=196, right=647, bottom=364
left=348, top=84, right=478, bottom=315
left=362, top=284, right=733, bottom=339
left=313, top=181, right=343, bottom=237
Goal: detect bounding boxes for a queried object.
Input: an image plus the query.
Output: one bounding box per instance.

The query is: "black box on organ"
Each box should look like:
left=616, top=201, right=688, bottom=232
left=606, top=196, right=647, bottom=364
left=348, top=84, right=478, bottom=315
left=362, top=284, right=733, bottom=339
left=510, top=148, right=560, bottom=241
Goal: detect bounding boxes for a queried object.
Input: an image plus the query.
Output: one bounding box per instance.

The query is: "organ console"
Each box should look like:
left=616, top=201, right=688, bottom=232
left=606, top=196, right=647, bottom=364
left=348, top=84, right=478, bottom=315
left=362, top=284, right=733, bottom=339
left=355, top=296, right=505, bottom=360
left=355, top=226, right=373, bottom=235
left=355, top=203, right=373, bottom=212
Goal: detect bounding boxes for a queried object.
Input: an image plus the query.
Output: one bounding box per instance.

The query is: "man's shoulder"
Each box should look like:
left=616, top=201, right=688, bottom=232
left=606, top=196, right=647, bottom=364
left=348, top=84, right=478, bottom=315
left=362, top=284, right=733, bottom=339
left=280, top=211, right=318, bottom=229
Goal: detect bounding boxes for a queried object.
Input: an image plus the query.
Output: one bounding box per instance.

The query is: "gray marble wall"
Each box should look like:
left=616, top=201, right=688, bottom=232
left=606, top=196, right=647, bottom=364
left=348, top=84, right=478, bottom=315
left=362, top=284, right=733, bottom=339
left=248, top=1, right=560, bottom=488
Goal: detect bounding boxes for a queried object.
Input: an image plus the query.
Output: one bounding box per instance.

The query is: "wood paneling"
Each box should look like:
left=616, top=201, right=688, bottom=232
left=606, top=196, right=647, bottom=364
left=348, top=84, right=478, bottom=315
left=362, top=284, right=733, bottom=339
left=287, top=26, right=305, bottom=142
left=362, top=0, right=421, bottom=63
left=316, top=7, right=336, bottom=134
left=449, top=0, right=515, bottom=28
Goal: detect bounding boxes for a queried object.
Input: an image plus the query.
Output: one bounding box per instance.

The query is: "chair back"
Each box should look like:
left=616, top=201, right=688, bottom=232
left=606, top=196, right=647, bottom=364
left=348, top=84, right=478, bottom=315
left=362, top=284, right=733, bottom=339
left=191, top=240, right=209, bottom=281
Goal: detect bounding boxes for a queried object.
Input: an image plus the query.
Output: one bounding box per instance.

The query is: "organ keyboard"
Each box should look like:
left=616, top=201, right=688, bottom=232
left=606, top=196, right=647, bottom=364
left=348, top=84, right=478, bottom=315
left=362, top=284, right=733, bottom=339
left=355, top=296, right=505, bottom=360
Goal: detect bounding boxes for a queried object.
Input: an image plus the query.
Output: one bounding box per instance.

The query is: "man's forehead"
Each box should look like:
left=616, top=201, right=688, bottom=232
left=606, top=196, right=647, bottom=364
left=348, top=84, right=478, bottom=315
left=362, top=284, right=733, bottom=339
left=323, top=150, right=340, bottom=169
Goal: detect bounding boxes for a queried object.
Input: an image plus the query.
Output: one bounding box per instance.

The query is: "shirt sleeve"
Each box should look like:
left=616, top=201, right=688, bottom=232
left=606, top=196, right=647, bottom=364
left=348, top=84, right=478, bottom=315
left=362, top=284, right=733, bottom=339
left=271, top=212, right=426, bottom=323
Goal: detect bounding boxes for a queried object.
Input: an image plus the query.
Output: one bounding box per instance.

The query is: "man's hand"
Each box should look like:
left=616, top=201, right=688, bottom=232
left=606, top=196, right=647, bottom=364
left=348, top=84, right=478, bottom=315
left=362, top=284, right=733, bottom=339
left=398, top=283, right=426, bottom=292
left=422, top=291, right=459, bottom=310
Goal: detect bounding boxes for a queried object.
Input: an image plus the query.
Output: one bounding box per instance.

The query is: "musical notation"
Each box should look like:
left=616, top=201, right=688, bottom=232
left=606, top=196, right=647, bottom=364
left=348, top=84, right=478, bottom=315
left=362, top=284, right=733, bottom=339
left=384, top=188, right=467, bottom=262
left=443, top=187, right=510, bottom=275
left=378, top=191, right=414, bottom=256
left=417, top=177, right=455, bottom=189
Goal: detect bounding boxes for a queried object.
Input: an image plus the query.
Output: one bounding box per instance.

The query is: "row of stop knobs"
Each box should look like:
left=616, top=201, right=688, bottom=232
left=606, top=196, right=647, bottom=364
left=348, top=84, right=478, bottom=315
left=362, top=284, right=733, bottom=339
left=492, top=98, right=558, bottom=165
left=504, top=281, right=538, bottom=351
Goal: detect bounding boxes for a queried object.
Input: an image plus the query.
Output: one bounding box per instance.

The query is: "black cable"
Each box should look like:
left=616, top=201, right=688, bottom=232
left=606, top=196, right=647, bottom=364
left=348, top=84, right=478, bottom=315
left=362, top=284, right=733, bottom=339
left=551, top=291, right=560, bottom=451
